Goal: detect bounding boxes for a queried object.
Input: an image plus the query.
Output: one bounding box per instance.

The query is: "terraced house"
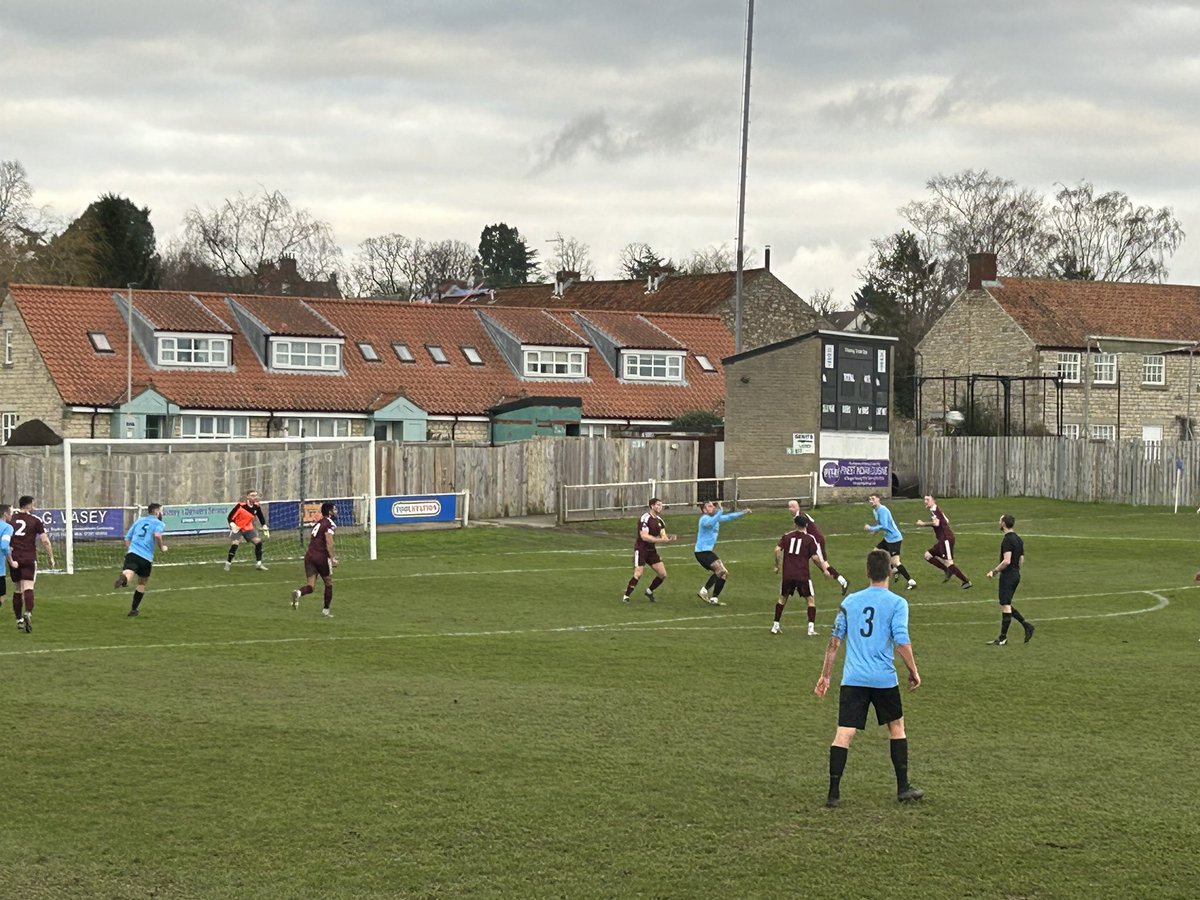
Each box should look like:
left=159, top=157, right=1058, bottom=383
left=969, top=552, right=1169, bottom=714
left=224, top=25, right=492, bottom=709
left=0, top=284, right=732, bottom=444
left=918, top=252, right=1200, bottom=443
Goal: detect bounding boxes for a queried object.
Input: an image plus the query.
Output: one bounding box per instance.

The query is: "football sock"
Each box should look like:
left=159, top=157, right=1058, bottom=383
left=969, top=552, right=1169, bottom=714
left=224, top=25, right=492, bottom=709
left=927, top=557, right=947, bottom=571
left=807, top=605, right=817, bottom=624
left=649, top=576, right=664, bottom=592
left=827, top=565, right=841, bottom=580
left=896, top=564, right=913, bottom=581
left=227, top=544, right=239, bottom=562
left=131, top=590, right=144, bottom=612
left=712, top=576, right=726, bottom=598
left=890, top=738, right=909, bottom=790
left=625, top=577, right=639, bottom=596
left=774, top=602, right=785, bottom=623
left=299, top=585, right=314, bottom=597
left=704, top=573, right=718, bottom=590
left=1000, top=612, right=1013, bottom=638
left=829, top=745, right=848, bottom=797
left=12, top=594, right=22, bottom=616
left=948, top=565, right=967, bottom=583
left=23, top=589, right=34, bottom=612
left=255, top=543, right=264, bottom=562
left=323, top=585, right=333, bottom=609
left=1010, top=607, right=1027, bottom=624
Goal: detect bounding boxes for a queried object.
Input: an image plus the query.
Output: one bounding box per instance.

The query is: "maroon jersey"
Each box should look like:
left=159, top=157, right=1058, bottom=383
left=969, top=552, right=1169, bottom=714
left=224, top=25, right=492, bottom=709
left=777, top=529, right=820, bottom=581
left=305, top=517, right=336, bottom=559
left=10, top=511, right=45, bottom=562
left=928, top=506, right=954, bottom=544
left=799, top=513, right=829, bottom=555
left=634, top=512, right=665, bottom=553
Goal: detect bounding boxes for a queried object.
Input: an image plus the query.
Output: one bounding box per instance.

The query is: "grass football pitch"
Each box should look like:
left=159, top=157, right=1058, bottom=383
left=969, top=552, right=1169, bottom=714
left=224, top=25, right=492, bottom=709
left=2, top=496, right=1198, bottom=899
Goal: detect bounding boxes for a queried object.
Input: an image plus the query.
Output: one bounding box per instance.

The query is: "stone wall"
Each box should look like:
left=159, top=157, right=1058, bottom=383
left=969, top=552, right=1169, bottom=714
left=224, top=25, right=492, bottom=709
left=0, top=298, right=73, bottom=440
left=718, top=272, right=826, bottom=352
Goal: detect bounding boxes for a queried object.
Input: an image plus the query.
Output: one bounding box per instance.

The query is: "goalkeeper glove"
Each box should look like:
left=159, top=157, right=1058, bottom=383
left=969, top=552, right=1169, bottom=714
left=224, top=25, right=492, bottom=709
left=229, top=522, right=239, bottom=534
left=261, top=527, right=270, bottom=539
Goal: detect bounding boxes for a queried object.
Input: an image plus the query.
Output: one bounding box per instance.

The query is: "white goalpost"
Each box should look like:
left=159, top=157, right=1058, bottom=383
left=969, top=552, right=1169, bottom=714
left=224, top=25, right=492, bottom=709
left=57, top=436, right=377, bottom=574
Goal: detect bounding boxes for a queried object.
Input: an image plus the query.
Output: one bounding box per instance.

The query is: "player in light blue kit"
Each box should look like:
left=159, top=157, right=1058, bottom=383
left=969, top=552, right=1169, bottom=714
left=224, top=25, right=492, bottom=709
left=114, top=503, right=169, bottom=617
left=0, top=504, right=14, bottom=610
left=815, top=548, right=923, bottom=808
left=864, top=493, right=916, bottom=589
left=693, top=500, right=752, bottom=605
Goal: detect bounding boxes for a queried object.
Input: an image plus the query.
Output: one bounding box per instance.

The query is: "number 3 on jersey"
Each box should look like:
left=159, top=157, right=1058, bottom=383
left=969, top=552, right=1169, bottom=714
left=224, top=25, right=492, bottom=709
left=860, top=606, right=875, bottom=638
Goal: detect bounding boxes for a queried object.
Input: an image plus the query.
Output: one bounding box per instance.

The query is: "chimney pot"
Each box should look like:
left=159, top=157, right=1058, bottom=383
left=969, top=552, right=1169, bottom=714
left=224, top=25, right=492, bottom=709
left=764, top=245, right=771, bottom=271
left=967, top=252, right=997, bottom=290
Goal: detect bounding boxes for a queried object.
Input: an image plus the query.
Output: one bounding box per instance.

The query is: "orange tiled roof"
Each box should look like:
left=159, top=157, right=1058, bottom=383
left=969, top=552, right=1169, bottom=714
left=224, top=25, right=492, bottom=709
left=7, top=285, right=731, bottom=420
left=574, top=311, right=684, bottom=350
left=477, top=308, right=589, bottom=346
left=987, top=277, right=1200, bottom=347
left=132, top=291, right=235, bottom=332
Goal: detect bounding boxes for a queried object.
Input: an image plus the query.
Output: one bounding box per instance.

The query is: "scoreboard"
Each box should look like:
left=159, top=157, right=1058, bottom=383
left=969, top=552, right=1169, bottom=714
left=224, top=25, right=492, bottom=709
left=820, top=339, right=890, bottom=432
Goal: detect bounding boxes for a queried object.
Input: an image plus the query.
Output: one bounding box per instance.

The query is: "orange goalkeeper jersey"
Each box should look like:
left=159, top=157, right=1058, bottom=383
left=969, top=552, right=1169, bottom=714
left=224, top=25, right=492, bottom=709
left=229, top=502, right=265, bottom=531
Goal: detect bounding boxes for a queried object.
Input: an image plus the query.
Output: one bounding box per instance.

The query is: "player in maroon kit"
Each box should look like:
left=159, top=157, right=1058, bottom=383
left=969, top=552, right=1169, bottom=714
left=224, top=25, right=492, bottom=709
left=788, top=499, right=850, bottom=597
left=290, top=502, right=339, bottom=617
left=773, top=515, right=832, bottom=635
left=622, top=498, right=677, bottom=602
left=915, top=495, right=972, bottom=589
left=9, top=495, right=55, bottom=633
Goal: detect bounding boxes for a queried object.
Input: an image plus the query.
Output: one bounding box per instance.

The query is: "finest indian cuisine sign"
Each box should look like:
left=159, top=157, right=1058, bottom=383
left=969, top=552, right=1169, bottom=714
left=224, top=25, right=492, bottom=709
left=819, top=459, right=890, bottom=488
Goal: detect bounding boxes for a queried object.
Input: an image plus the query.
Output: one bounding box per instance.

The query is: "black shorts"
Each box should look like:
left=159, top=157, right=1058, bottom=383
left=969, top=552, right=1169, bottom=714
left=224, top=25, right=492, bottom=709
left=998, top=573, right=1020, bottom=605
left=122, top=552, right=153, bottom=580
left=838, top=684, right=903, bottom=730
left=877, top=540, right=902, bottom=556
left=694, top=550, right=720, bottom=570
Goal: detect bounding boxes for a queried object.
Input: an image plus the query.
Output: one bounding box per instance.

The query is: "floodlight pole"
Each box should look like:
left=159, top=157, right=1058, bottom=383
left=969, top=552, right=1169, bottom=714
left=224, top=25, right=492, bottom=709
left=126, top=283, right=135, bottom=407
left=733, top=0, right=754, bottom=354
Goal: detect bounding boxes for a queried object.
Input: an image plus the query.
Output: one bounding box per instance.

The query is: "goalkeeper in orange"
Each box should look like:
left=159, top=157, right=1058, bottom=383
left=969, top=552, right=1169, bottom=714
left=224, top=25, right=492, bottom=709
left=225, top=490, right=270, bottom=571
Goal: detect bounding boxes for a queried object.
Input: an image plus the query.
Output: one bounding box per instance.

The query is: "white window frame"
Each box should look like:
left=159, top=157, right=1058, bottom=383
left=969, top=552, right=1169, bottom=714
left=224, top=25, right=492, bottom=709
left=88, top=332, right=114, bottom=354
left=1092, top=352, right=1117, bottom=385
left=270, top=338, right=342, bottom=371
left=462, top=346, right=484, bottom=366
left=1056, top=352, right=1081, bottom=383
left=1142, top=354, right=1165, bottom=386
left=393, top=343, right=415, bottom=363
left=694, top=354, right=716, bottom=373
left=157, top=333, right=231, bottom=368
left=622, top=351, right=684, bottom=382
left=523, top=347, right=587, bottom=379
left=1060, top=423, right=1080, bottom=439
left=1089, top=424, right=1117, bottom=441
left=280, top=416, right=352, bottom=438
left=427, top=345, right=449, bottom=364
left=1, top=412, right=18, bottom=443
left=179, top=415, right=250, bottom=439
left=3, top=329, right=12, bottom=366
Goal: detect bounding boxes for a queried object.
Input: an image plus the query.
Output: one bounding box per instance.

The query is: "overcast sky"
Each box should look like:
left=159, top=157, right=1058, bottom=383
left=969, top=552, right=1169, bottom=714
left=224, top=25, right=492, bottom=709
left=4, top=0, right=1199, bottom=302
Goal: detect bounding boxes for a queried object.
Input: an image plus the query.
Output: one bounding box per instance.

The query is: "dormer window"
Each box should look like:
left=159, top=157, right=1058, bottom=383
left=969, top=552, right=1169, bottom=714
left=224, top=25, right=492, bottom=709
left=523, top=347, right=587, bottom=378
left=622, top=351, right=684, bottom=382
left=358, top=342, right=380, bottom=362
left=393, top=343, right=415, bottom=363
left=158, top=333, right=231, bottom=367
left=88, top=332, right=114, bottom=354
left=270, top=338, right=342, bottom=371
left=427, top=345, right=449, bottom=364
left=695, top=354, right=716, bottom=373
left=462, top=346, right=484, bottom=366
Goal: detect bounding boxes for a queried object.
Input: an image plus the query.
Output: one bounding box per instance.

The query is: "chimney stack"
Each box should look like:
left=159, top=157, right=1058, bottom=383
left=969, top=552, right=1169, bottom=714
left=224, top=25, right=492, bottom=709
left=967, top=252, right=997, bottom=290
left=764, top=245, right=771, bottom=271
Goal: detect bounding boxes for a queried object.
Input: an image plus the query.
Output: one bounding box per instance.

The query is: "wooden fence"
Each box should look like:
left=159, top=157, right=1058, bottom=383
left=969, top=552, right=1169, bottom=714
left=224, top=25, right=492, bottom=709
left=914, top=436, right=1200, bottom=506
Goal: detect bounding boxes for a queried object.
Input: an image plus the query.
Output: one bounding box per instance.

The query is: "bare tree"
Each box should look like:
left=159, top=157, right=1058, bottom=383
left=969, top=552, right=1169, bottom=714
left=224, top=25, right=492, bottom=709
left=617, top=242, right=673, bottom=280
left=545, top=232, right=596, bottom=280
left=177, top=188, right=342, bottom=291
left=678, top=242, right=759, bottom=275
left=1046, top=181, right=1185, bottom=282
left=805, top=288, right=846, bottom=319
left=347, top=233, right=419, bottom=299
left=418, top=239, right=478, bottom=297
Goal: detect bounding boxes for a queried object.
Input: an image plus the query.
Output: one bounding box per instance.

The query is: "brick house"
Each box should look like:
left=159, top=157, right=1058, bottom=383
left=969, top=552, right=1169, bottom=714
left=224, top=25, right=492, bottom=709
left=435, top=262, right=828, bottom=353
left=0, top=284, right=732, bottom=444
left=917, top=253, right=1200, bottom=441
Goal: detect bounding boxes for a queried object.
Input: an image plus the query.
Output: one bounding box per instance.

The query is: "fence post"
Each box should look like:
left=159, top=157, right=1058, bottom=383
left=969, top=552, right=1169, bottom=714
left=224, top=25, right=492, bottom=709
left=558, top=482, right=566, bottom=525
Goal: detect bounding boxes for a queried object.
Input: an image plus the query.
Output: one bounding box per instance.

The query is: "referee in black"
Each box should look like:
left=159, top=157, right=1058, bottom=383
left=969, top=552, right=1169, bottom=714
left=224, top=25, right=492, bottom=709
left=985, top=514, right=1034, bottom=645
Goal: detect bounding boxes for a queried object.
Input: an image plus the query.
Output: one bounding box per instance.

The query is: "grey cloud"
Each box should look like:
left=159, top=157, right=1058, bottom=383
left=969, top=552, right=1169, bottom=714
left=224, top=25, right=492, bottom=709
left=818, top=83, right=921, bottom=128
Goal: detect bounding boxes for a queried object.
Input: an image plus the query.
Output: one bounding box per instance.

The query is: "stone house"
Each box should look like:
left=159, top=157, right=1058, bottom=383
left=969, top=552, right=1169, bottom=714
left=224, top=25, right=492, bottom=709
left=0, top=284, right=732, bottom=444
left=917, top=253, right=1200, bottom=442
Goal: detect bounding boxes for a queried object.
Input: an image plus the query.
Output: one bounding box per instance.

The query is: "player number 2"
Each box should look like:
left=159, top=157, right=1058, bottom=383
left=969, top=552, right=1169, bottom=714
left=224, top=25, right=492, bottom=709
left=859, top=606, right=875, bottom=638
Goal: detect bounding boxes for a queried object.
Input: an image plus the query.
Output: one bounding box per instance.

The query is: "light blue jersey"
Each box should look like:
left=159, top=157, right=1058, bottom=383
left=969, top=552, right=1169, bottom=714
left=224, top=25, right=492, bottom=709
left=832, top=585, right=911, bottom=688
left=126, top=515, right=165, bottom=562
left=0, top=520, right=12, bottom=560
left=694, top=509, right=748, bottom=552
left=868, top=504, right=903, bottom=543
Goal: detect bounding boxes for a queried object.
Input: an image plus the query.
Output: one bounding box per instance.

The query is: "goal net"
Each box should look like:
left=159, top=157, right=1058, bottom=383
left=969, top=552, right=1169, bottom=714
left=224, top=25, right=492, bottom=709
left=47, top=437, right=376, bottom=574
left=558, top=472, right=817, bottom=522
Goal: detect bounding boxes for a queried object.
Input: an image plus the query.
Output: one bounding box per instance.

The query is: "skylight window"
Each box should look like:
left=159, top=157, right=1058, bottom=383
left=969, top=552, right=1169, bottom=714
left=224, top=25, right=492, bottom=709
left=427, top=345, right=449, bottom=364
left=695, top=354, right=716, bottom=372
left=358, top=342, right=380, bottom=362
left=462, top=346, right=484, bottom=366
left=88, top=332, right=114, bottom=354
left=393, top=343, right=415, bottom=363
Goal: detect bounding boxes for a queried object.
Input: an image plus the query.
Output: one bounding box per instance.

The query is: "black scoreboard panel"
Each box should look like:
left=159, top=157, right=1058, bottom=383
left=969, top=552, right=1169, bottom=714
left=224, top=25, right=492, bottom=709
left=820, top=340, right=890, bottom=432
